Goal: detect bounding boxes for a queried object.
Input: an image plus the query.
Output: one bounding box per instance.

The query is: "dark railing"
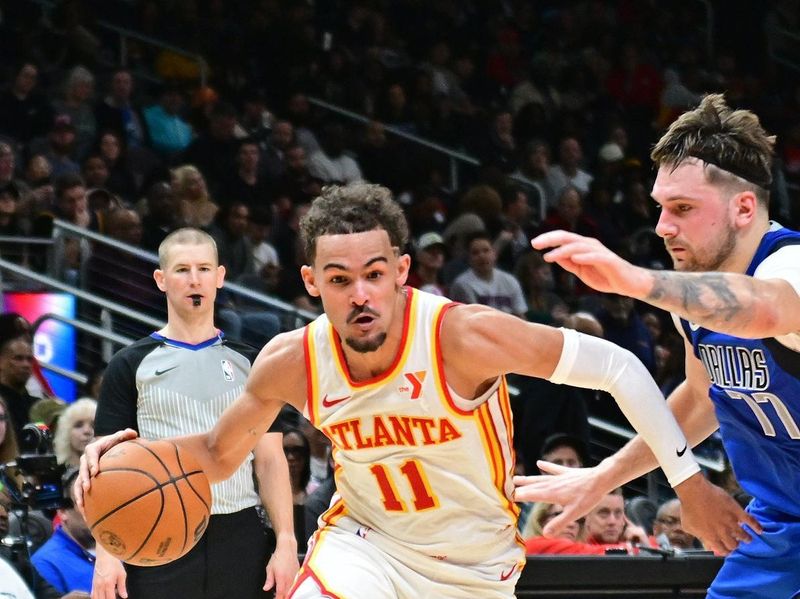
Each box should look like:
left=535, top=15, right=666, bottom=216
left=517, top=554, right=723, bottom=598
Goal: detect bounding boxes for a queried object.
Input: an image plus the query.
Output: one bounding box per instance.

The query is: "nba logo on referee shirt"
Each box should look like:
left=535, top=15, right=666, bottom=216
left=221, top=360, right=234, bottom=381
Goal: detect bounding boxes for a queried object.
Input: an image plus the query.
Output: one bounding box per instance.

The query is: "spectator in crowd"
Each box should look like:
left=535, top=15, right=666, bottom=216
left=94, top=68, right=147, bottom=149
left=284, top=92, right=321, bottom=156
left=550, top=137, right=594, bottom=198
left=142, top=82, right=193, bottom=160
left=94, top=130, right=137, bottom=202
left=208, top=201, right=255, bottom=281
left=513, top=139, right=559, bottom=214
left=283, top=428, right=311, bottom=507
left=303, top=453, right=335, bottom=549
left=541, top=433, right=590, bottom=470
left=0, top=143, right=32, bottom=209
left=406, top=231, right=447, bottom=296
left=584, top=489, right=653, bottom=547
left=0, top=184, right=28, bottom=249
left=53, top=398, right=95, bottom=467
left=220, top=138, right=271, bottom=209
left=495, top=184, right=535, bottom=271
left=450, top=231, right=527, bottom=317
left=653, top=498, right=700, bottom=551
left=80, top=154, right=109, bottom=191
left=22, top=154, right=55, bottom=223
left=52, top=66, right=96, bottom=159
left=31, top=469, right=94, bottom=595
left=246, top=205, right=279, bottom=274
left=30, top=115, right=81, bottom=180
left=356, top=121, right=406, bottom=191
left=172, top=164, right=218, bottom=228
left=272, top=144, right=322, bottom=208
left=261, top=120, right=294, bottom=183
left=0, top=313, right=55, bottom=400
left=0, top=337, right=37, bottom=439
left=524, top=501, right=653, bottom=555
left=513, top=251, right=567, bottom=325
left=475, top=109, right=517, bottom=174
left=0, top=62, right=52, bottom=143
left=308, top=122, right=363, bottom=184
left=87, top=206, right=164, bottom=326
left=0, top=396, right=20, bottom=473
left=140, top=180, right=181, bottom=252
left=235, top=89, right=274, bottom=150
left=183, top=101, right=239, bottom=192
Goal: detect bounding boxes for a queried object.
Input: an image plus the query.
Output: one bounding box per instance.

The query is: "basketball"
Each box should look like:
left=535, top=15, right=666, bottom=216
left=83, top=439, right=212, bottom=567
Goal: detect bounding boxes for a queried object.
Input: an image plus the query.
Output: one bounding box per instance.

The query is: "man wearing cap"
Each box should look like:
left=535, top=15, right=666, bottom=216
left=450, top=231, right=527, bottom=318
left=31, top=115, right=80, bottom=180
left=407, top=231, right=447, bottom=296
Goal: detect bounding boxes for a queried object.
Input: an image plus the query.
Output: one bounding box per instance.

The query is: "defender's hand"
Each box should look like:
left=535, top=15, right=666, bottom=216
left=675, top=473, right=762, bottom=555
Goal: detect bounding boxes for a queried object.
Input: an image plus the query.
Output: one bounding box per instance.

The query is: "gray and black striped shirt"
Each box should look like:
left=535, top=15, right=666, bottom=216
left=95, top=333, right=280, bottom=515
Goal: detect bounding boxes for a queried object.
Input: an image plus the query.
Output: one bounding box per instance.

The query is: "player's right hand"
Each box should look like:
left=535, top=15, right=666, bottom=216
left=674, top=473, right=763, bottom=555
left=75, top=428, right=138, bottom=512
left=92, top=546, right=128, bottom=599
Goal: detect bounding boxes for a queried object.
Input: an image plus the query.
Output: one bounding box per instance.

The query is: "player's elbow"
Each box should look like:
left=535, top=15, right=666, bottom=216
left=204, top=434, right=241, bottom=482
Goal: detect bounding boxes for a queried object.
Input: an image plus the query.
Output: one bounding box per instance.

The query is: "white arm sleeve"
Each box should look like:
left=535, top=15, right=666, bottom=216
left=548, top=328, right=701, bottom=487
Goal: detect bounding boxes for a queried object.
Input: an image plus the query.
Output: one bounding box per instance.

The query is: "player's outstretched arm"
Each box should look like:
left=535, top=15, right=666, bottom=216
left=533, top=229, right=800, bottom=339
left=445, top=305, right=700, bottom=491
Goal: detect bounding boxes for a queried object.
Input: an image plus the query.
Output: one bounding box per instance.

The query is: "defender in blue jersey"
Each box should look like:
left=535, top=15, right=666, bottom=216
left=523, top=94, right=800, bottom=598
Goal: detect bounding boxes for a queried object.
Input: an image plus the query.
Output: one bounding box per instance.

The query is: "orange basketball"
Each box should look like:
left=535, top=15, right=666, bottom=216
left=83, top=439, right=211, bottom=567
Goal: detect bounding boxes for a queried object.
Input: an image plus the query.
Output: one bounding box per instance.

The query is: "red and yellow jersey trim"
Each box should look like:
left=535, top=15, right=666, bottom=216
left=475, top=381, right=520, bottom=524
left=330, top=286, right=417, bottom=390
left=431, top=300, right=474, bottom=418
left=303, top=324, right=321, bottom=425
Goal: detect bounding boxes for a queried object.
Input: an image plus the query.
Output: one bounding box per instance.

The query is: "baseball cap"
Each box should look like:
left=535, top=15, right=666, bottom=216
left=598, top=142, right=624, bottom=163
left=540, top=433, right=590, bottom=465
left=52, top=114, right=75, bottom=132
left=417, top=231, right=446, bottom=252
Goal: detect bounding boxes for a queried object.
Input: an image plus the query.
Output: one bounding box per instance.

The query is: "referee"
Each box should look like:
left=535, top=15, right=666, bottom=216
left=91, top=228, right=298, bottom=599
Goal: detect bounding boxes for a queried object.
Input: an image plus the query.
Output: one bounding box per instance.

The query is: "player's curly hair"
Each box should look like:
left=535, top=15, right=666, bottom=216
left=300, top=183, right=409, bottom=261
left=651, top=94, right=775, bottom=206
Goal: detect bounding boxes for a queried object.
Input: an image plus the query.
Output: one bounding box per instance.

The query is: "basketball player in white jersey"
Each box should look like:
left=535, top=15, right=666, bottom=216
left=78, top=184, right=736, bottom=598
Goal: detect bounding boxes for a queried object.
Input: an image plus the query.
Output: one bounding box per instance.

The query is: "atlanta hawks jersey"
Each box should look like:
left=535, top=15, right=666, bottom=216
left=303, top=287, right=524, bottom=568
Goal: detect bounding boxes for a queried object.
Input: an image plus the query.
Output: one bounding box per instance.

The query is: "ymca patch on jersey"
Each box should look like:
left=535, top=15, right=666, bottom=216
left=221, top=359, right=235, bottom=381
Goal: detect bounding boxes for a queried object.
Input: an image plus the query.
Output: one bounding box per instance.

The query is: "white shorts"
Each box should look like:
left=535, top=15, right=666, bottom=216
left=288, top=523, right=521, bottom=599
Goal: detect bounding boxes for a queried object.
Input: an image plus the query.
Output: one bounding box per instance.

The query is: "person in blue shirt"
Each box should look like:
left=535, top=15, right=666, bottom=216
left=31, top=469, right=94, bottom=595
left=523, top=94, right=800, bottom=598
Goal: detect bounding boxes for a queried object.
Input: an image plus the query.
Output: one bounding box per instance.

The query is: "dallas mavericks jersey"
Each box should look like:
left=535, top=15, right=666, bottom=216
left=680, top=224, right=800, bottom=517
left=303, top=287, right=524, bottom=566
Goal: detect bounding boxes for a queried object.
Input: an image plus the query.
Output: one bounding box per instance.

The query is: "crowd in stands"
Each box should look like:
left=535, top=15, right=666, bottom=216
left=0, top=0, right=797, bottom=594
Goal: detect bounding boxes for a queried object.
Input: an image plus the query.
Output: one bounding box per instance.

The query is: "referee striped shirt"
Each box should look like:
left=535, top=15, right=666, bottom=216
left=95, top=333, right=280, bottom=515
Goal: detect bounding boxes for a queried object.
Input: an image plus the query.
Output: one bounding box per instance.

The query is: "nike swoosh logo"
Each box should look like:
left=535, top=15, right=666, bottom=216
left=500, top=565, right=517, bottom=581
left=676, top=444, right=688, bottom=457
left=322, top=394, right=351, bottom=408
left=154, top=366, right=179, bottom=376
